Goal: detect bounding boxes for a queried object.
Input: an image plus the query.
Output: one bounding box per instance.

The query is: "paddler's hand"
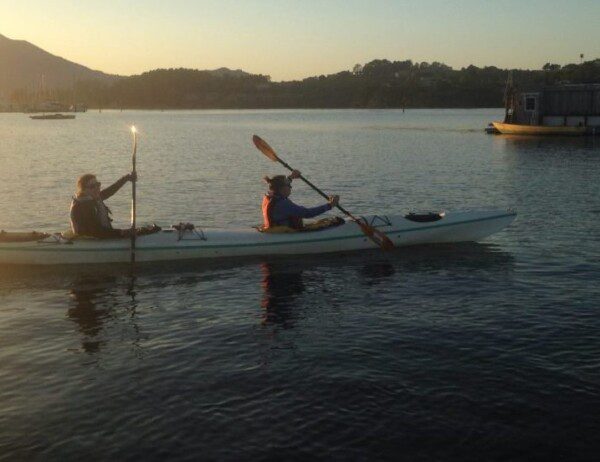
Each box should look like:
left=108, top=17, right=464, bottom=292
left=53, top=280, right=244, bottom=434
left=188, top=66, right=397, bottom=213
left=124, top=172, right=138, bottom=182
left=288, top=169, right=301, bottom=180
left=328, top=195, right=339, bottom=208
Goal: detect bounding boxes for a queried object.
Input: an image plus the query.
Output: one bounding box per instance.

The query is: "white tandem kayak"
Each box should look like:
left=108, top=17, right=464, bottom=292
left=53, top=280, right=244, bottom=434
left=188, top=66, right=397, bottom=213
left=0, top=210, right=516, bottom=266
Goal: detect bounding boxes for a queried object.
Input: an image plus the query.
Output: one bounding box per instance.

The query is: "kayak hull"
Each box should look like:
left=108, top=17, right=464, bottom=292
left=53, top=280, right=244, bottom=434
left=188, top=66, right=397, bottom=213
left=0, top=210, right=516, bottom=265
left=492, top=122, right=586, bottom=136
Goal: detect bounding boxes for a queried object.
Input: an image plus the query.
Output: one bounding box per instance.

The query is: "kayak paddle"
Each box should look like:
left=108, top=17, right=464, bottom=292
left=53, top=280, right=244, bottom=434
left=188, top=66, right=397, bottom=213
left=252, top=135, right=395, bottom=251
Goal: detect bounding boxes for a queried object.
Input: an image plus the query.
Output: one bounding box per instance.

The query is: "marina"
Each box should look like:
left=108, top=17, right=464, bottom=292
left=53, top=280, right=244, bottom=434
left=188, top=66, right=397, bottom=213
left=29, top=113, right=75, bottom=120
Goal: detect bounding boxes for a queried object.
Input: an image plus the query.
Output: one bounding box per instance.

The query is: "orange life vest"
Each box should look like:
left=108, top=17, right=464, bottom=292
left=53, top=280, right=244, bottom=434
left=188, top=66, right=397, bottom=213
left=262, top=195, right=303, bottom=230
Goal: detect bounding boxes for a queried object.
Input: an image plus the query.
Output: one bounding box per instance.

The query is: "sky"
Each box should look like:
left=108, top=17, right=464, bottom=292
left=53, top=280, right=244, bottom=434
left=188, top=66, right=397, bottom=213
left=1, top=0, right=599, bottom=81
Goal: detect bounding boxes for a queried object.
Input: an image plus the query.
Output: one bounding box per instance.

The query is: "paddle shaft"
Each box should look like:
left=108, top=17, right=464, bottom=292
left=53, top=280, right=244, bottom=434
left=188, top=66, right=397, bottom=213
left=130, top=131, right=137, bottom=265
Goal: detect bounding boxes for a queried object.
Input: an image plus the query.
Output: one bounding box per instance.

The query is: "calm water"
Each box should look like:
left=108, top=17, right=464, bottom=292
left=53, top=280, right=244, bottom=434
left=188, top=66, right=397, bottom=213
left=1, top=109, right=599, bottom=461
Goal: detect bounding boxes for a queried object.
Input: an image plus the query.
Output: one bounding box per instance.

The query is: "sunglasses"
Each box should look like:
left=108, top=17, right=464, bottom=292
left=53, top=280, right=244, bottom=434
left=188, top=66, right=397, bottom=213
left=87, top=181, right=101, bottom=188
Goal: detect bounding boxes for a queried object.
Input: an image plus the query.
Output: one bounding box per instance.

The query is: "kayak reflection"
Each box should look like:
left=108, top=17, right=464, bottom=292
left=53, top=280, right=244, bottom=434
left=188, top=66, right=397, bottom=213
left=257, top=242, right=513, bottom=327
left=360, top=262, right=396, bottom=286
left=0, top=242, right=515, bottom=348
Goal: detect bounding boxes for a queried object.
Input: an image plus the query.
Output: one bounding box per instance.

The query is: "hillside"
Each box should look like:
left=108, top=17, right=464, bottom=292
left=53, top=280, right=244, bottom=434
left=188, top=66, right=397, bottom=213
left=0, top=33, right=118, bottom=97
left=2, top=32, right=600, bottom=109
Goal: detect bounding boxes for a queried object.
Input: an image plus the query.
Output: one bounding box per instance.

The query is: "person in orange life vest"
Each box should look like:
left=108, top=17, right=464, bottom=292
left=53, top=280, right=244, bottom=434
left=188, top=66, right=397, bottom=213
left=262, top=169, right=339, bottom=230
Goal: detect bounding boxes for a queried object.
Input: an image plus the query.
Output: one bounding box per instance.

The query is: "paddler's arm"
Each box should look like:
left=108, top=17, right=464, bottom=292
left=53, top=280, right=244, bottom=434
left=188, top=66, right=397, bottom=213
left=280, top=197, right=339, bottom=219
left=284, top=170, right=340, bottom=216
left=100, top=172, right=137, bottom=200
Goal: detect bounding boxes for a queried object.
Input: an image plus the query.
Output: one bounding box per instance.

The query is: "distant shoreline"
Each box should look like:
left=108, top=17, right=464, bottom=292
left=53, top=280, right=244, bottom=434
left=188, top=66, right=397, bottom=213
left=1, top=107, right=505, bottom=113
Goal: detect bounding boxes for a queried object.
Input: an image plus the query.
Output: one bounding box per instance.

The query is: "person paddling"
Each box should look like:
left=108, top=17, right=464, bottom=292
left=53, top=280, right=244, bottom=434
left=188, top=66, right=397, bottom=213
left=70, top=173, right=136, bottom=238
left=262, top=169, right=339, bottom=230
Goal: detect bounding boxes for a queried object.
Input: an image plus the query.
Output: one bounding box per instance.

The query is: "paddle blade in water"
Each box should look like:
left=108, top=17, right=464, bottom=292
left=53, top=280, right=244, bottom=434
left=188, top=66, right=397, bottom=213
left=356, top=221, right=395, bottom=251
left=378, top=233, right=395, bottom=251
left=252, top=135, right=279, bottom=162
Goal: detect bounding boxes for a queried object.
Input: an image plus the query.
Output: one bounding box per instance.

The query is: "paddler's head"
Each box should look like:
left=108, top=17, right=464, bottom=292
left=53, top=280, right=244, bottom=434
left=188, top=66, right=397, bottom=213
left=77, top=173, right=102, bottom=199
left=264, top=175, right=292, bottom=197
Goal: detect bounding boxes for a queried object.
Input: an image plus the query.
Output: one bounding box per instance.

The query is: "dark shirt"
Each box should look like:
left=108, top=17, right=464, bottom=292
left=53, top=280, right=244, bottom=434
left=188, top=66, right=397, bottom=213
left=270, top=196, right=332, bottom=227
left=70, top=176, right=129, bottom=238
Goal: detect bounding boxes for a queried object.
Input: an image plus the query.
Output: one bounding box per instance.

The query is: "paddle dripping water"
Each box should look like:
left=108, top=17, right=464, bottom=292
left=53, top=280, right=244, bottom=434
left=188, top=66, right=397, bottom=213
left=252, top=135, right=395, bottom=250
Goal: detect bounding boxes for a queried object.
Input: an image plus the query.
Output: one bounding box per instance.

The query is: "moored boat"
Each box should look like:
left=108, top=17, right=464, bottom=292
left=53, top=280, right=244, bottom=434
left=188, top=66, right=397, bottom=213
left=0, top=210, right=516, bottom=266
left=30, top=113, right=76, bottom=120
left=485, top=123, right=499, bottom=134
left=495, top=78, right=600, bottom=136
left=492, top=122, right=585, bottom=136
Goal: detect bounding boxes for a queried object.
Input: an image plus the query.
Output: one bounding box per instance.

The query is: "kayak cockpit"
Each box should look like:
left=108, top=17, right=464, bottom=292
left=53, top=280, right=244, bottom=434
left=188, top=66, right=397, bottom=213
left=404, top=212, right=445, bottom=223
left=257, top=216, right=346, bottom=233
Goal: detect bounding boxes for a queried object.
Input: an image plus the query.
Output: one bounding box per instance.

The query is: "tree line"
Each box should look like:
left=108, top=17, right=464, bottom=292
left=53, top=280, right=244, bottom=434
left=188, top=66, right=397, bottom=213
left=10, top=58, right=600, bottom=109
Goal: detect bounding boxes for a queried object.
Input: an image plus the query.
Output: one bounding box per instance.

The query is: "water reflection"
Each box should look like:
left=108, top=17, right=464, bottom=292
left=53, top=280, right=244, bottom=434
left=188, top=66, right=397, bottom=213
left=0, top=243, right=515, bottom=351
left=260, top=262, right=305, bottom=328
left=0, top=243, right=513, bottom=288
left=56, top=270, right=141, bottom=356
left=493, top=134, right=600, bottom=155
left=256, top=243, right=513, bottom=328
left=68, top=276, right=117, bottom=353
left=388, top=242, right=515, bottom=272
left=360, top=262, right=396, bottom=286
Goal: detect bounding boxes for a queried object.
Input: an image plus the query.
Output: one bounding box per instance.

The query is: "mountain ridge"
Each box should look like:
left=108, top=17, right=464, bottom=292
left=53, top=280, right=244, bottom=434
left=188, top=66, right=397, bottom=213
left=0, top=33, right=119, bottom=96
left=2, top=33, right=599, bottom=109
left=0, top=33, right=260, bottom=99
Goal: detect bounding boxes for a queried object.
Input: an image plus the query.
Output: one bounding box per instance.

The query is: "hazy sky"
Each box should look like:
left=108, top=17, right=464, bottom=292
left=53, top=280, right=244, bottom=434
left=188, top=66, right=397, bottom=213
left=1, top=0, right=599, bottom=81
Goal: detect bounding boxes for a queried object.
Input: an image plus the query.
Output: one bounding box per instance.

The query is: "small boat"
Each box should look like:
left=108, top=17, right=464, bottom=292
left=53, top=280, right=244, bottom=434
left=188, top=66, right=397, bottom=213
left=492, top=122, right=585, bottom=136
left=30, top=113, right=76, bottom=120
left=484, top=123, right=499, bottom=134
left=0, top=210, right=516, bottom=266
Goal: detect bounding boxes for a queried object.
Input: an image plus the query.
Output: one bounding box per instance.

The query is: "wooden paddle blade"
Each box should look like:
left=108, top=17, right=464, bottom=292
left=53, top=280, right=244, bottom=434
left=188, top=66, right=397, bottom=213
left=252, top=135, right=279, bottom=162
left=377, top=232, right=396, bottom=251
left=356, top=221, right=395, bottom=250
